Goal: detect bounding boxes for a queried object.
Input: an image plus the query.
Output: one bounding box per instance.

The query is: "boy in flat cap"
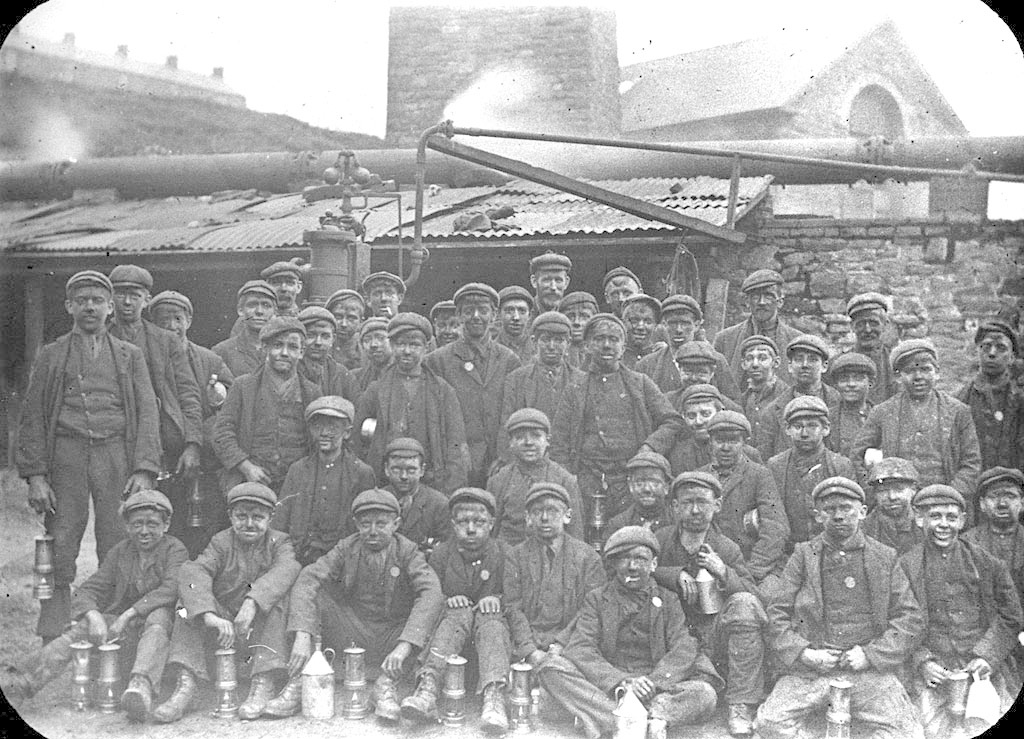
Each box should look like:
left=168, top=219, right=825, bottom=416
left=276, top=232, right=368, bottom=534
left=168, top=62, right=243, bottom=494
left=539, top=526, right=723, bottom=739
left=755, top=477, right=924, bottom=739
left=325, top=288, right=366, bottom=370
left=713, top=269, right=802, bottom=387
left=655, top=472, right=769, bottom=736
left=282, top=489, right=443, bottom=721
left=212, top=280, right=278, bottom=377
left=621, top=294, right=664, bottom=369
left=497, top=285, right=536, bottom=364
left=401, top=488, right=517, bottom=731
left=530, top=252, right=572, bottom=313
left=669, top=340, right=744, bottom=411
left=489, top=408, right=584, bottom=545
left=666, top=384, right=752, bottom=473
left=608, top=450, right=678, bottom=534
left=213, top=317, right=322, bottom=494
left=154, top=483, right=300, bottom=723
left=18, top=271, right=161, bottom=639
left=425, top=283, right=522, bottom=486
left=964, top=467, right=1024, bottom=617
left=766, top=397, right=855, bottom=547
left=361, top=271, right=405, bottom=319
left=899, top=484, right=1022, bottom=738
left=350, top=316, right=394, bottom=397
left=826, top=351, right=876, bottom=462
left=862, top=457, right=924, bottom=554
left=380, top=437, right=450, bottom=553
left=602, top=267, right=643, bottom=317
left=845, top=292, right=897, bottom=403
left=261, top=260, right=304, bottom=317
left=2, top=490, right=186, bottom=720
left=957, top=318, right=1024, bottom=472
left=274, top=396, right=375, bottom=566
left=429, top=299, right=460, bottom=350
left=738, top=335, right=790, bottom=440
left=853, top=338, right=982, bottom=521
left=296, top=306, right=357, bottom=401
left=355, top=312, right=470, bottom=494
left=558, top=290, right=599, bottom=370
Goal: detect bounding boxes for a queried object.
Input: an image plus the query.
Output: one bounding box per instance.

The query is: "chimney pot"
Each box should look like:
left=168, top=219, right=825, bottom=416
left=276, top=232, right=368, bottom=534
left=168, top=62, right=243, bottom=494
left=212, top=67, right=224, bottom=79
left=116, top=45, right=128, bottom=58
left=166, top=55, right=178, bottom=69
left=62, top=32, right=75, bottom=47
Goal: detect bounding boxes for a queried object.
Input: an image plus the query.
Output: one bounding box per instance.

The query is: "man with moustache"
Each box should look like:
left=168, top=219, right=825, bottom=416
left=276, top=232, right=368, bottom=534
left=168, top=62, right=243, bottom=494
left=213, top=280, right=278, bottom=378
left=845, top=293, right=897, bottom=403
left=558, top=291, right=599, bottom=370
left=325, top=288, right=366, bottom=370
left=530, top=252, right=572, bottom=313
left=362, top=271, right=405, bottom=319
left=496, top=285, right=536, bottom=364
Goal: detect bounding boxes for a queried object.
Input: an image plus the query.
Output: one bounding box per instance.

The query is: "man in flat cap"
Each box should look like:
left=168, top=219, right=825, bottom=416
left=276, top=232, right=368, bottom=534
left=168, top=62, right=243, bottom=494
left=273, top=397, right=375, bottom=566
left=425, top=283, right=522, bottom=486
left=296, top=306, right=357, bottom=401
left=844, top=292, right=897, bottom=404
left=853, top=338, right=982, bottom=521
left=18, top=271, right=161, bottom=639
left=755, top=477, right=924, bottom=739
left=862, top=457, right=924, bottom=554
left=325, top=288, right=366, bottom=370
left=602, top=266, right=643, bottom=318
left=957, top=318, right=1024, bottom=472
left=496, top=285, right=536, bottom=364
left=361, top=271, right=405, bottom=319
left=667, top=386, right=754, bottom=473
left=213, top=280, right=278, bottom=378
left=530, top=251, right=572, bottom=313
left=213, top=317, right=322, bottom=494
left=826, top=351, right=877, bottom=462
left=355, top=312, right=469, bottom=494
left=607, top=450, right=677, bottom=535
left=713, top=269, right=802, bottom=387
left=429, top=299, right=460, bottom=350
left=350, top=316, right=393, bottom=398
left=668, top=340, right=745, bottom=415
left=379, top=437, right=451, bottom=554
left=621, top=294, right=664, bottom=369
left=551, top=313, right=684, bottom=523
left=261, top=260, right=304, bottom=317
left=558, top=290, right=599, bottom=370
left=539, top=526, right=722, bottom=739
left=899, top=484, right=1022, bottom=738
left=737, top=335, right=790, bottom=442
left=655, top=471, right=770, bottom=736
left=282, top=489, right=443, bottom=722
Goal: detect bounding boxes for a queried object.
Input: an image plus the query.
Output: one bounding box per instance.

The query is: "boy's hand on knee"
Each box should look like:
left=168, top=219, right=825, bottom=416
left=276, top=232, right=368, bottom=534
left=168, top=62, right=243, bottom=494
left=233, top=598, right=258, bottom=639
left=476, top=596, right=501, bottom=614
left=288, top=632, right=313, bottom=677
left=86, top=611, right=108, bottom=645
left=446, top=595, right=472, bottom=609
left=382, top=642, right=413, bottom=679
left=204, top=613, right=235, bottom=648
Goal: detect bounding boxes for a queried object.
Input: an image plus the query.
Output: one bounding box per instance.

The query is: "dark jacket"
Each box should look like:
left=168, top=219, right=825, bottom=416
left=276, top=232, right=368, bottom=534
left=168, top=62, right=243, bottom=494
left=766, top=447, right=855, bottom=545
left=428, top=538, right=517, bottom=603
left=184, top=340, right=234, bottom=458
left=636, top=343, right=741, bottom=402
left=383, top=482, right=451, bottom=551
left=487, top=458, right=585, bottom=545
left=755, top=384, right=842, bottom=461
left=654, top=527, right=762, bottom=615
left=499, top=361, right=587, bottom=451
left=712, top=317, right=803, bottom=387
left=964, top=523, right=1024, bottom=605
left=956, top=376, right=1024, bottom=473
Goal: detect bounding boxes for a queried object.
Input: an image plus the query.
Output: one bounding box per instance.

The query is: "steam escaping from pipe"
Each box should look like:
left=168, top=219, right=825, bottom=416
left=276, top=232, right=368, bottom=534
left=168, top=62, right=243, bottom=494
left=17, top=104, right=91, bottom=162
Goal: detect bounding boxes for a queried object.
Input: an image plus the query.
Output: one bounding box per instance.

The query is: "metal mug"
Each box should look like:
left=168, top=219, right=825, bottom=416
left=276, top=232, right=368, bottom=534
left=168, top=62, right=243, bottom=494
left=696, top=568, right=722, bottom=615
left=441, top=654, right=467, bottom=727
left=95, top=643, right=121, bottom=714
left=213, top=648, right=238, bottom=718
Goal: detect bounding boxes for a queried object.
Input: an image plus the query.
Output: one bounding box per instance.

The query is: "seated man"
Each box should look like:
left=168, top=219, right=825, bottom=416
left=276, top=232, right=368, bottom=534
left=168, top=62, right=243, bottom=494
left=738, top=335, right=789, bottom=443
left=154, top=483, right=300, bottom=723
left=274, top=396, right=376, bottom=566
left=607, top=450, right=677, bottom=534
left=655, top=471, right=769, bottom=737
left=539, top=526, right=722, bottom=739
left=862, top=457, right=924, bottom=554
left=3, top=491, right=187, bottom=721
left=380, top=437, right=451, bottom=554
left=755, top=477, right=924, bottom=739
left=401, top=489, right=517, bottom=732
left=667, top=385, right=759, bottom=474
left=900, top=484, right=1023, bottom=739
left=826, top=352, right=876, bottom=463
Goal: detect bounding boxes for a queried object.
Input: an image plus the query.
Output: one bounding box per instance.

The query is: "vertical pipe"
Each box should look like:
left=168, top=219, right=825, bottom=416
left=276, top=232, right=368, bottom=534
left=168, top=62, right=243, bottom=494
left=24, top=277, right=44, bottom=366
left=726, top=155, right=742, bottom=228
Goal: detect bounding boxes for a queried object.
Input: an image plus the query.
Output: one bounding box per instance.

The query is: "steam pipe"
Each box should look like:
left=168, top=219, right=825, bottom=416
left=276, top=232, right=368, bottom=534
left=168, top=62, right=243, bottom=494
left=411, top=120, right=455, bottom=289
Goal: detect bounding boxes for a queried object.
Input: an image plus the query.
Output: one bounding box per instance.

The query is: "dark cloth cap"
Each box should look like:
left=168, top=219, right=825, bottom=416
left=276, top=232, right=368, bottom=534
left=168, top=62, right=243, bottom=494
left=978, top=466, right=1024, bottom=495
left=304, top=395, right=354, bottom=422
left=846, top=292, right=889, bottom=318
left=583, top=313, right=626, bottom=340
left=890, top=338, right=938, bottom=371
left=625, top=450, right=672, bottom=479
left=525, top=481, right=571, bottom=509
left=260, top=260, right=304, bottom=281
left=974, top=319, right=1019, bottom=355
left=388, top=312, right=433, bottom=340
left=558, top=291, right=599, bottom=312
left=359, top=317, right=390, bottom=339
left=674, top=340, right=718, bottom=364
left=149, top=290, right=193, bottom=317
left=384, top=437, right=426, bottom=459
left=660, top=294, right=703, bottom=319
left=670, top=470, right=723, bottom=499
left=740, top=269, right=783, bottom=293
left=531, top=311, right=572, bottom=336
left=226, top=482, right=277, bottom=509
left=259, top=316, right=306, bottom=343
left=786, top=334, right=830, bottom=361
left=298, top=306, right=337, bottom=329
left=237, top=279, right=277, bottom=302
left=783, top=395, right=830, bottom=423
left=678, top=383, right=724, bottom=408
left=109, top=264, right=153, bottom=290
left=449, top=487, right=496, bottom=515
left=739, top=334, right=779, bottom=357
left=361, top=271, right=405, bottom=293
left=352, top=488, right=401, bottom=517
left=829, top=352, right=877, bottom=379
left=453, top=282, right=500, bottom=307
left=707, top=410, right=751, bottom=437
left=602, top=267, right=641, bottom=289
left=603, top=525, right=660, bottom=560
left=66, top=270, right=113, bottom=296
left=430, top=299, right=457, bottom=321
left=530, top=252, right=572, bottom=273
left=912, top=484, right=965, bottom=510
left=621, top=294, right=661, bottom=320
left=120, top=489, right=173, bottom=518
left=325, top=288, right=366, bottom=312
left=505, top=407, right=551, bottom=434
left=867, top=457, right=920, bottom=486
left=812, top=476, right=865, bottom=503
left=498, top=285, right=535, bottom=307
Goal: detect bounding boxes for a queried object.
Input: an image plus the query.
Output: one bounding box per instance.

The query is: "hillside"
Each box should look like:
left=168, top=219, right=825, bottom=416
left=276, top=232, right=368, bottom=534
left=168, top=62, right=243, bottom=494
left=0, top=72, right=387, bottom=160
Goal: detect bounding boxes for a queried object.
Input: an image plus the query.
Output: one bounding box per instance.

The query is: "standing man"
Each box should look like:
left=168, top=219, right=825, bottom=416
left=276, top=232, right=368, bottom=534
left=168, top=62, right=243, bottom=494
left=845, top=292, right=897, bottom=403
left=17, top=271, right=161, bottom=640
left=601, top=266, right=643, bottom=317
left=296, top=305, right=356, bottom=400
left=325, top=287, right=365, bottom=370
left=213, top=280, right=278, bottom=378
left=558, top=291, right=599, bottom=370
left=529, top=252, right=572, bottom=313
left=496, top=285, right=536, bottom=364
left=668, top=341, right=744, bottom=414
left=738, top=336, right=789, bottom=445
left=826, top=352, right=876, bottom=461
left=261, top=260, right=303, bottom=317
left=361, top=271, right=405, bottom=319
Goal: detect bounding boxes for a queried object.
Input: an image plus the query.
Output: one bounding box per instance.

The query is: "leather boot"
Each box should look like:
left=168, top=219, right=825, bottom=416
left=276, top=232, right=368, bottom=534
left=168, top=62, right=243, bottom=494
left=238, top=673, right=277, bottom=720
left=373, top=674, right=401, bottom=723
left=153, top=668, right=197, bottom=723
left=121, top=674, right=153, bottom=722
left=480, top=682, right=509, bottom=733
left=400, top=673, right=438, bottom=722
left=262, top=675, right=302, bottom=718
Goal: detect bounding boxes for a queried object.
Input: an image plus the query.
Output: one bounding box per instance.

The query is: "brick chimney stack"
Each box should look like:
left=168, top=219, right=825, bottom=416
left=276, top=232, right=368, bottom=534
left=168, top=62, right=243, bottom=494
left=165, top=55, right=178, bottom=70
left=116, top=45, right=128, bottom=58
left=212, top=67, right=224, bottom=80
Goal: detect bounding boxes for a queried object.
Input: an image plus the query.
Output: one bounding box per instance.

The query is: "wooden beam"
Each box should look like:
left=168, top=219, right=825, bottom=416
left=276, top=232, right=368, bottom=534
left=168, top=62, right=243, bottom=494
left=726, top=155, right=742, bottom=228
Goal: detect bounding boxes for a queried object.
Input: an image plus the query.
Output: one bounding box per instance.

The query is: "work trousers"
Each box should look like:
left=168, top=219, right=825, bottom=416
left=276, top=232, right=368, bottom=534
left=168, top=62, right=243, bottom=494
left=913, top=671, right=1017, bottom=739
left=699, top=592, right=768, bottom=706
left=315, top=590, right=410, bottom=681
left=40, top=436, right=129, bottom=637
left=539, top=654, right=717, bottom=739
left=755, top=670, right=923, bottom=739
left=418, top=606, right=512, bottom=691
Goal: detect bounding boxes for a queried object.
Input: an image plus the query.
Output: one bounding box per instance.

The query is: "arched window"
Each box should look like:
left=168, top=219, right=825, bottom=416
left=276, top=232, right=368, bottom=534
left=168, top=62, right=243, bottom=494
left=849, top=85, right=904, bottom=140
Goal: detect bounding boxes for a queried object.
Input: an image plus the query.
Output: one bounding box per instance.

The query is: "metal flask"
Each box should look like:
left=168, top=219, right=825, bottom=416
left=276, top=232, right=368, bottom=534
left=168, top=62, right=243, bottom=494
left=695, top=568, right=722, bottom=615
left=339, top=644, right=369, bottom=720
left=509, top=662, right=533, bottom=733
left=95, top=643, right=121, bottom=714
left=33, top=535, right=55, bottom=599
left=302, top=638, right=337, bottom=720
left=612, top=685, right=648, bottom=739
left=825, top=677, right=853, bottom=739
left=441, top=654, right=468, bottom=726
left=70, top=641, right=94, bottom=711
left=213, top=648, right=238, bottom=718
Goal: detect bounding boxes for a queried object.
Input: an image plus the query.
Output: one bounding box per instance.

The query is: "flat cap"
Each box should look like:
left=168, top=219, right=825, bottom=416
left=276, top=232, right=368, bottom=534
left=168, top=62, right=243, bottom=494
left=361, top=271, right=405, bottom=293
left=505, top=407, right=551, bottom=434
left=867, top=457, right=920, bottom=486
left=660, top=294, right=703, bottom=319
left=786, top=334, right=830, bottom=361
left=974, top=319, right=1019, bottom=355
left=677, top=383, right=724, bottom=408
left=739, top=334, right=780, bottom=357
left=530, top=252, right=572, bottom=273
left=226, top=482, right=277, bottom=509
left=890, top=338, right=938, bottom=371
left=430, top=299, right=457, bottom=321
left=583, top=313, right=626, bottom=340
left=359, top=317, right=390, bottom=339
left=237, top=279, right=277, bottom=302
left=298, top=306, right=337, bottom=329
left=558, top=291, right=599, bottom=312
left=740, top=269, right=783, bottom=293
left=109, top=264, right=153, bottom=290
left=453, top=282, right=500, bottom=306
left=259, top=315, right=306, bottom=343
left=625, top=450, right=672, bottom=479
left=674, top=340, right=718, bottom=364
left=783, top=395, right=830, bottom=423
left=707, top=410, right=752, bottom=437
left=352, top=488, right=401, bottom=517
left=621, top=294, right=661, bottom=319
left=812, top=477, right=865, bottom=503
left=498, top=285, right=535, bottom=307
left=978, top=466, right=1024, bottom=495
left=670, top=470, right=723, bottom=498
left=531, top=311, right=572, bottom=335
left=602, top=266, right=642, bottom=289
left=388, top=312, right=433, bottom=340
left=846, top=292, right=889, bottom=318
left=325, top=288, right=366, bottom=312
left=912, top=484, right=965, bottom=510
left=603, top=525, right=660, bottom=559
left=260, top=260, right=303, bottom=281
left=449, top=487, right=496, bottom=516
left=525, top=481, right=572, bottom=509
left=149, top=290, right=193, bottom=316
left=120, top=488, right=173, bottom=518
left=66, top=270, right=113, bottom=296
left=304, top=395, right=354, bottom=422
left=384, top=437, right=426, bottom=459
left=829, top=352, right=877, bottom=379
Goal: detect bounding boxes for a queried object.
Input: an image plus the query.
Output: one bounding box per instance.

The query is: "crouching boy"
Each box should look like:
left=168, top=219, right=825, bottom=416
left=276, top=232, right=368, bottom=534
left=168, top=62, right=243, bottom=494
left=154, top=483, right=300, bottom=723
